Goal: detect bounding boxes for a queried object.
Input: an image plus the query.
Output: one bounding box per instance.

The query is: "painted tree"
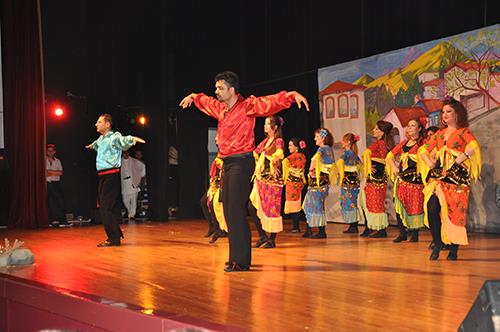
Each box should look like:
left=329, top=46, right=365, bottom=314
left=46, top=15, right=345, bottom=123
left=395, top=75, right=424, bottom=107
left=447, top=27, right=500, bottom=105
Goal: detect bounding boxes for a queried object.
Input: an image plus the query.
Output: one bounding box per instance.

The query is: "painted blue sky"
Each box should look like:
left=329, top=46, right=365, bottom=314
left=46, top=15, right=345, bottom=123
left=318, top=24, right=499, bottom=91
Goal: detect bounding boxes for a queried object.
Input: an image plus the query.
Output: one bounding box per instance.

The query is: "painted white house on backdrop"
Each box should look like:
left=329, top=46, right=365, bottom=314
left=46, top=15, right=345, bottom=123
left=319, top=80, right=367, bottom=153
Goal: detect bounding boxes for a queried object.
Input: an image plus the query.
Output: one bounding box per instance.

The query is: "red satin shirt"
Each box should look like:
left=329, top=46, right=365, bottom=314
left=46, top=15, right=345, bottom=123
left=193, top=91, right=296, bottom=158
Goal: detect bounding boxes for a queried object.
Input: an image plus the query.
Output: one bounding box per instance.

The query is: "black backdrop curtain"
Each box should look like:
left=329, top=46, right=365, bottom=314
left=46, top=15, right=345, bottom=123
left=2, top=0, right=47, bottom=228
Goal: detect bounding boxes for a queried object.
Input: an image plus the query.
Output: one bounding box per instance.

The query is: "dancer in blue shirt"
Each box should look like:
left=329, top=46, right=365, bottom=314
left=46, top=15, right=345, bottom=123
left=86, top=114, right=145, bottom=247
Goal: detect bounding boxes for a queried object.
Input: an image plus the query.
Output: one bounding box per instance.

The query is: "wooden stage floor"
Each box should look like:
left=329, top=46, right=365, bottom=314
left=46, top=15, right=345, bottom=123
left=1, top=220, right=499, bottom=331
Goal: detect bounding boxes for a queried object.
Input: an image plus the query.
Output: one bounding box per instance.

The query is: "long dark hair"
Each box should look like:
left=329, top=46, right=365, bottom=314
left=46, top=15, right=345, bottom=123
left=266, top=115, right=283, bottom=139
left=406, top=118, right=425, bottom=145
left=289, top=137, right=306, bottom=153
left=376, top=120, right=394, bottom=149
left=441, top=97, right=469, bottom=129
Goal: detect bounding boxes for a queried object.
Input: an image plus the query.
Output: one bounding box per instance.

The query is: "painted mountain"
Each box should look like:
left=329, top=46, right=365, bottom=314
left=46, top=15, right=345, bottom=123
left=360, top=42, right=468, bottom=94
left=353, top=73, right=374, bottom=86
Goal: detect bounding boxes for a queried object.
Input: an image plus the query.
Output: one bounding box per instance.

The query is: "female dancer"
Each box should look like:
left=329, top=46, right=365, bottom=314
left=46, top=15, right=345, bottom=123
left=359, top=120, right=394, bottom=238
left=249, top=115, right=285, bottom=249
left=283, top=138, right=307, bottom=233
left=303, top=128, right=336, bottom=239
left=200, top=153, right=228, bottom=243
left=338, top=133, right=361, bottom=233
left=386, top=118, right=425, bottom=243
left=419, top=97, right=481, bottom=260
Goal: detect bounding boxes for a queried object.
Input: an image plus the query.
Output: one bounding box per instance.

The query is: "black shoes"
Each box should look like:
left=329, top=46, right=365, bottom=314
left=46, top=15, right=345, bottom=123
left=224, top=262, right=250, bottom=272
left=360, top=227, right=372, bottom=237
left=302, top=229, right=312, bottom=238
left=343, top=223, right=359, bottom=234
left=393, top=232, right=407, bottom=243
left=369, top=229, right=387, bottom=238
left=209, top=230, right=228, bottom=244
left=311, top=232, right=327, bottom=239
left=430, top=243, right=442, bottom=260
left=209, top=232, right=220, bottom=244
left=97, top=240, right=120, bottom=247
left=429, top=248, right=440, bottom=260
left=204, top=228, right=215, bottom=238
left=447, top=244, right=458, bottom=260
left=255, top=237, right=268, bottom=248
left=409, top=230, right=419, bottom=242
left=262, top=240, right=276, bottom=249
left=430, top=244, right=458, bottom=260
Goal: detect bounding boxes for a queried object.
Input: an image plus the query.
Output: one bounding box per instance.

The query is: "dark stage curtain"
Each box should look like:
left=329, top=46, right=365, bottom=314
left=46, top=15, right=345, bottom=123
left=2, top=0, right=48, bottom=228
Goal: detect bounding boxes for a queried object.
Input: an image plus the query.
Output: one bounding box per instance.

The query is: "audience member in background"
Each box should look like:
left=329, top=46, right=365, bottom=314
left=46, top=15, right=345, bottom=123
left=121, top=150, right=146, bottom=222
left=46, top=144, right=70, bottom=227
left=133, top=150, right=149, bottom=219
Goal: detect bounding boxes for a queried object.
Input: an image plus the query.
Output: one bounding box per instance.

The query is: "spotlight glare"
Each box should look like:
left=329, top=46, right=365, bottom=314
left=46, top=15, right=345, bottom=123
left=139, top=116, right=146, bottom=125
left=54, top=107, right=64, bottom=117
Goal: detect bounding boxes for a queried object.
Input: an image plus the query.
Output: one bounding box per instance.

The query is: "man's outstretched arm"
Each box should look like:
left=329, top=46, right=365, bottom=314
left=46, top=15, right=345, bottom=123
left=179, top=93, right=224, bottom=120
left=247, top=90, right=310, bottom=117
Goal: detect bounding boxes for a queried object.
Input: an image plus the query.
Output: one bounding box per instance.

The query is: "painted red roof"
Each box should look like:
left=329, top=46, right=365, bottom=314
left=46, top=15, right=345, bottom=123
left=444, top=62, right=482, bottom=73
left=423, top=78, right=442, bottom=87
left=319, top=80, right=365, bottom=97
left=392, top=107, right=427, bottom=127
left=420, top=99, right=443, bottom=113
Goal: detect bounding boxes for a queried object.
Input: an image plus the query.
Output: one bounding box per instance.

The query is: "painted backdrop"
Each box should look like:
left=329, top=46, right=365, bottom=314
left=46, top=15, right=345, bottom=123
left=318, top=24, right=500, bottom=233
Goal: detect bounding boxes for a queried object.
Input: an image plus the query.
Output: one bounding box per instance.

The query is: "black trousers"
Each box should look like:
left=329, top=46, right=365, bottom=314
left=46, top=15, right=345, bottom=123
left=427, top=194, right=442, bottom=246
left=200, top=192, right=220, bottom=232
left=98, top=172, right=123, bottom=243
left=47, top=181, right=65, bottom=222
left=221, top=153, right=255, bottom=268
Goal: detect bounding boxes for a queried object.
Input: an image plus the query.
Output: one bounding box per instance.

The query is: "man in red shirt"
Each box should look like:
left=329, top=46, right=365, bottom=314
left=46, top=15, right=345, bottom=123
left=180, top=71, right=309, bottom=272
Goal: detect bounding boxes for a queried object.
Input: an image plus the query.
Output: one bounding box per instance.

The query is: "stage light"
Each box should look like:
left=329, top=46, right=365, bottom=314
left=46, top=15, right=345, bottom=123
left=49, top=103, right=66, bottom=119
left=138, top=115, right=146, bottom=126
left=54, top=107, right=64, bottom=117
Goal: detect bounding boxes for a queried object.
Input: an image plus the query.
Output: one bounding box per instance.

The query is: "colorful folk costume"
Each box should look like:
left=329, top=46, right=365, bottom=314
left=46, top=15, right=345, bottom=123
left=338, top=149, right=361, bottom=233
left=419, top=128, right=481, bottom=260
left=302, top=146, right=336, bottom=238
left=200, top=155, right=228, bottom=243
left=386, top=140, right=425, bottom=242
left=249, top=137, right=285, bottom=248
left=360, top=140, right=390, bottom=237
left=282, top=151, right=307, bottom=232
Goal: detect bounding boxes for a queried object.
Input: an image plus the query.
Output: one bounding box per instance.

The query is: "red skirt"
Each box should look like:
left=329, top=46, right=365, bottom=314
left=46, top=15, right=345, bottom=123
left=364, top=182, right=387, bottom=213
